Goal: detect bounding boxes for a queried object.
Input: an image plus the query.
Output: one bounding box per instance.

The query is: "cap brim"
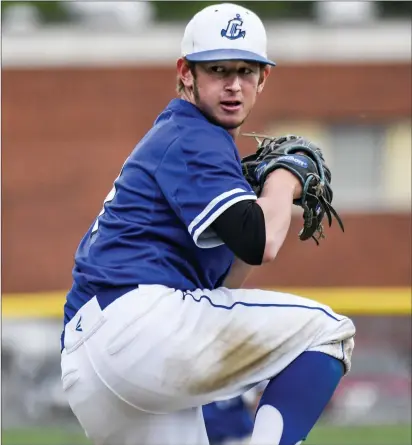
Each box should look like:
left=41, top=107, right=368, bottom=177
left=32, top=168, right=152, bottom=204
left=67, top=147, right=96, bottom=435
left=185, top=49, right=276, bottom=66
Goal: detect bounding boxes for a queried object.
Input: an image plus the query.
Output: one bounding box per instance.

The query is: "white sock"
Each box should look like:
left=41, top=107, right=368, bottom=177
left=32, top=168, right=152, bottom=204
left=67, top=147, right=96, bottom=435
left=250, top=404, right=283, bottom=445
left=249, top=405, right=304, bottom=445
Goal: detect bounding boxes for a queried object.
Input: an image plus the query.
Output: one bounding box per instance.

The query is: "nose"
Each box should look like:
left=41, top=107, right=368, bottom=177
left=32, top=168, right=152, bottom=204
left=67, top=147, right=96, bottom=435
left=225, top=74, right=241, bottom=93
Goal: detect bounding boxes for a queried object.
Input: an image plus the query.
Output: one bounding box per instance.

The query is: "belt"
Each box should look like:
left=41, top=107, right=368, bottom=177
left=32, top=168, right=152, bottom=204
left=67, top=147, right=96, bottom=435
left=95, top=285, right=139, bottom=310
left=61, top=284, right=139, bottom=351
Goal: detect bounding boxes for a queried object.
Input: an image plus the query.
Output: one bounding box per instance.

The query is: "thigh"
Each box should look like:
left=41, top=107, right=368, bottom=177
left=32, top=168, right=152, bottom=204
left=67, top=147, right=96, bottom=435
left=178, top=287, right=355, bottom=399
left=61, top=345, right=209, bottom=445
left=68, top=286, right=354, bottom=414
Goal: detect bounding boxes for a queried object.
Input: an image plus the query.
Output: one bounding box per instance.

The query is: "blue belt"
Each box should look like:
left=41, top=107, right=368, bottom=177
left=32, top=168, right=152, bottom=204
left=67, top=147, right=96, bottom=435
left=61, top=285, right=138, bottom=351
left=95, top=285, right=139, bottom=310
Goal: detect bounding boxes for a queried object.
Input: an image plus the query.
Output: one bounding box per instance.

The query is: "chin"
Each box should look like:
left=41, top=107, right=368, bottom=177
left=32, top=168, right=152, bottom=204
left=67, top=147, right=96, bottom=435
left=221, top=120, right=243, bottom=130
left=216, top=113, right=246, bottom=130
left=199, top=105, right=246, bottom=130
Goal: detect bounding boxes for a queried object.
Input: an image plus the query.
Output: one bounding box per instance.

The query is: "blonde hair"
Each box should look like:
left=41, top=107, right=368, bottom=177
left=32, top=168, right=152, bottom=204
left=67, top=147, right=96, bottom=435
left=176, top=60, right=197, bottom=95
left=176, top=77, right=185, bottom=95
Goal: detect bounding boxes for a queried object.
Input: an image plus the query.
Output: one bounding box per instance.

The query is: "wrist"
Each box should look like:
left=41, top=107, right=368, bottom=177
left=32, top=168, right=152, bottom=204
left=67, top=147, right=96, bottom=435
left=265, top=169, right=302, bottom=199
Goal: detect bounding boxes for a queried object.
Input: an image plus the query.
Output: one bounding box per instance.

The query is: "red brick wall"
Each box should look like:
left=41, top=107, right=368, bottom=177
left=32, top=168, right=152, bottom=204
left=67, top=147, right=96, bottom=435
left=2, top=63, right=411, bottom=292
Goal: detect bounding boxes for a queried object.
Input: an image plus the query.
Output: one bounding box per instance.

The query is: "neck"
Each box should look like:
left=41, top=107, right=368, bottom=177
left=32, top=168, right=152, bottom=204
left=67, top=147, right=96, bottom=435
left=228, top=127, right=240, bottom=140
left=181, top=90, right=193, bottom=104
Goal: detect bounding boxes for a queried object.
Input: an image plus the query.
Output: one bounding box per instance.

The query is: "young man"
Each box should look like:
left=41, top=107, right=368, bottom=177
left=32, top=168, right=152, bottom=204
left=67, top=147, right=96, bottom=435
left=61, top=3, right=355, bottom=444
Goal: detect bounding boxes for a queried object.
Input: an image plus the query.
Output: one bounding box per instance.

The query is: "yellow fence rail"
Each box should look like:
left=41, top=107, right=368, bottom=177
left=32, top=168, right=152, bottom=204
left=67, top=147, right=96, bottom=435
left=2, top=287, right=411, bottom=318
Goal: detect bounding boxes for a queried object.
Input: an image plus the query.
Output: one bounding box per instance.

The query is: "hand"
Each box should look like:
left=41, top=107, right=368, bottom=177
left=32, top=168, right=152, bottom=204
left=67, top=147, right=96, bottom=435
left=265, top=169, right=303, bottom=200
left=241, top=134, right=343, bottom=245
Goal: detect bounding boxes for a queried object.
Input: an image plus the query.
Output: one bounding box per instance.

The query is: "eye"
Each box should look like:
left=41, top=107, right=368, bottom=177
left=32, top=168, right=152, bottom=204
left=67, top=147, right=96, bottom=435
left=239, top=67, right=253, bottom=75
left=210, top=66, right=225, bottom=73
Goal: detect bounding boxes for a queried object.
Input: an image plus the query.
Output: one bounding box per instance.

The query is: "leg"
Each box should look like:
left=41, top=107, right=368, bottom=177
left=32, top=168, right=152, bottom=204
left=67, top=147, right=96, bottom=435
left=178, top=287, right=355, bottom=401
left=251, top=351, right=344, bottom=445
left=203, top=396, right=253, bottom=445
left=62, top=286, right=355, bottom=442
left=61, top=343, right=209, bottom=445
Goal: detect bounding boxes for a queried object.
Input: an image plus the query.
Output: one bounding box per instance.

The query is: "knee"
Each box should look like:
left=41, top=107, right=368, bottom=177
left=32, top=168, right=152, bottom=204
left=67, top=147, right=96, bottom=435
left=310, top=316, right=356, bottom=374
left=343, top=335, right=355, bottom=373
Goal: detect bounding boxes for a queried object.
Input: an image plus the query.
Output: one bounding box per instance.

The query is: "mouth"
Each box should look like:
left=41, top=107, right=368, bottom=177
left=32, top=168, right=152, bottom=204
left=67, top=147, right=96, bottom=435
left=220, top=100, right=242, bottom=112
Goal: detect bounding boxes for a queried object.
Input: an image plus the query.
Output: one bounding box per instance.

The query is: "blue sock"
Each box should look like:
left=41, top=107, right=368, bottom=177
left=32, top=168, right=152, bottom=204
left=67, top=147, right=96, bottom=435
left=203, top=396, right=253, bottom=444
left=252, top=351, right=344, bottom=445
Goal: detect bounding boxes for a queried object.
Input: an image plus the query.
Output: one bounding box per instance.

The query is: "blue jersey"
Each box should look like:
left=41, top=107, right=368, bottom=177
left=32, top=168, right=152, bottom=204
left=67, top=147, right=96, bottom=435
left=64, top=98, right=256, bottom=325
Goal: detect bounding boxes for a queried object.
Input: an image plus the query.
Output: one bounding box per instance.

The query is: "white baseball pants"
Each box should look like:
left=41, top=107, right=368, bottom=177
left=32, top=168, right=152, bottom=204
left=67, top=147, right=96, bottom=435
left=61, top=285, right=355, bottom=444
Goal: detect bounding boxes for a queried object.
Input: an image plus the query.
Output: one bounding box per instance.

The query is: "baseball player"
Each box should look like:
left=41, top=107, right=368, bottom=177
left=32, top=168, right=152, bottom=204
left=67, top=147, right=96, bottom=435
left=61, top=3, right=355, bottom=444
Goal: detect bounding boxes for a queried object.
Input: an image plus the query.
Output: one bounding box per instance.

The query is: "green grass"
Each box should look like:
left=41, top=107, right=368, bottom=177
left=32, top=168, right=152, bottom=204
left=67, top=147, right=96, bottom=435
left=1, top=428, right=91, bottom=445
left=2, top=424, right=411, bottom=445
left=306, top=424, right=411, bottom=445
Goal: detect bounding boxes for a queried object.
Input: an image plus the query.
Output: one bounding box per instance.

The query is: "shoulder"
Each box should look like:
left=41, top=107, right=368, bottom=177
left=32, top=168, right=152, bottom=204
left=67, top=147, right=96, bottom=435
left=130, top=104, right=238, bottom=169
left=171, top=120, right=236, bottom=157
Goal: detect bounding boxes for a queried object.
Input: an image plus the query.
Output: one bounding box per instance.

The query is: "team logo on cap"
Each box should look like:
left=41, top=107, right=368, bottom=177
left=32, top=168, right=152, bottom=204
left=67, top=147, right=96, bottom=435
left=221, top=14, right=246, bottom=40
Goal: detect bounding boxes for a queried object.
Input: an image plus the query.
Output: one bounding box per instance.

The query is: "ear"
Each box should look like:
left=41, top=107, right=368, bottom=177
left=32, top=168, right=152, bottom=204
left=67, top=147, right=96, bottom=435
left=257, top=65, right=271, bottom=94
left=177, top=58, right=195, bottom=90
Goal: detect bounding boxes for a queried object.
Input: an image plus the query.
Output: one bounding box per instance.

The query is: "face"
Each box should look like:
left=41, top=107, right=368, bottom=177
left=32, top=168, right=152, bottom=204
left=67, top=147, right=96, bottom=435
left=178, top=59, right=270, bottom=133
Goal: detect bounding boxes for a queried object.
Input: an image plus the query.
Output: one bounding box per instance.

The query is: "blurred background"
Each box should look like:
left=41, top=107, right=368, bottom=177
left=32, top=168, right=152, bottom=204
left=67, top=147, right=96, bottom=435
left=2, top=1, right=411, bottom=444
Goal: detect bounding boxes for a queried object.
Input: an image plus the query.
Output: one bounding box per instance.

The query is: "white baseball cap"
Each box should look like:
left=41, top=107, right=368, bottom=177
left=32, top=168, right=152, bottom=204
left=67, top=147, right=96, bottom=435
left=181, top=3, right=276, bottom=66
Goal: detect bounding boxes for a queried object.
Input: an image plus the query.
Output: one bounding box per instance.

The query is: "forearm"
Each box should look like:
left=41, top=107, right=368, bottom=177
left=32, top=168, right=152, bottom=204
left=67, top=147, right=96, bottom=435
left=223, top=256, right=256, bottom=289
left=256, top=169, right=295, bottom=263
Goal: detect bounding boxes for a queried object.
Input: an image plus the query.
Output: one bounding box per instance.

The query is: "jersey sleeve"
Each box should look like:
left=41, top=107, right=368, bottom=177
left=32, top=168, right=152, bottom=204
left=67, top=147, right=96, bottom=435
left=156, top=128, right=257, bottom=248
